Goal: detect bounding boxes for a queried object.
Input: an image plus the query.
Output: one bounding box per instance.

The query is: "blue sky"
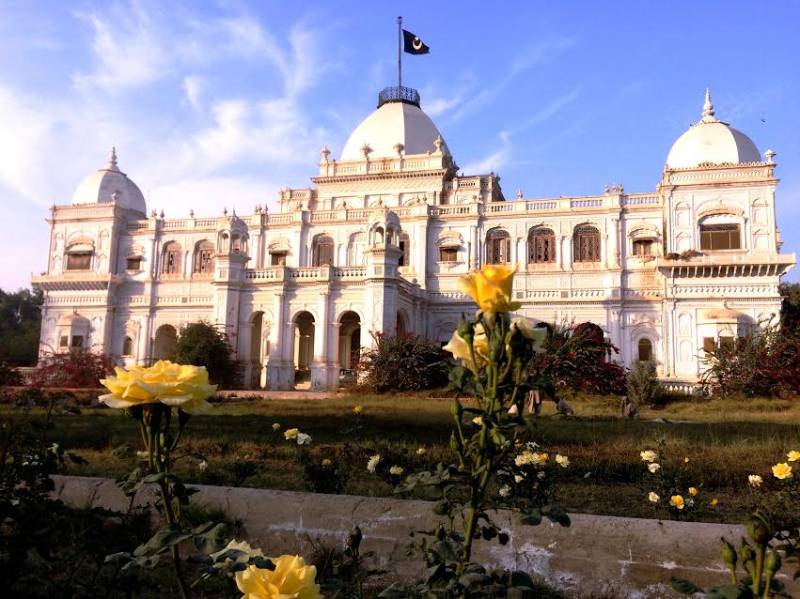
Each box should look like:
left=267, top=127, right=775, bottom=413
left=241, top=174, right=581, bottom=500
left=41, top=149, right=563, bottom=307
left=1, top=0, right=799, bottom=289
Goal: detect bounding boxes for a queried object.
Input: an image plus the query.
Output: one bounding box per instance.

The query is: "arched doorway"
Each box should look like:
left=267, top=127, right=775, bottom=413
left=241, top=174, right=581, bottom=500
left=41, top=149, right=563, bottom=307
left=338, top=311, right=361, bottom=371
left=250, top=312, right=264, bottom=388
left=293, top=312, right=315, bottom=385
left=637, top=338, right=653, bottom=362
left=153, top=325, right=177, bottom=361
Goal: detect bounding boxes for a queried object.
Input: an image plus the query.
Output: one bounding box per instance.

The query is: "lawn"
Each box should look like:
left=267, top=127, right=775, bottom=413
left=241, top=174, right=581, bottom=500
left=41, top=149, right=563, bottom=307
left=5, top=391, right=799, bottom=523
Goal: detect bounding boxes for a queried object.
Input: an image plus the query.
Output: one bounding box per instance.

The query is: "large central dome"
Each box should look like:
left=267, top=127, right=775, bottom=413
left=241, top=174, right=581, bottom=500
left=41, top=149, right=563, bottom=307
left=666, top=89, right=761, bottom=169
left=340, top=87, right=450, bottom=161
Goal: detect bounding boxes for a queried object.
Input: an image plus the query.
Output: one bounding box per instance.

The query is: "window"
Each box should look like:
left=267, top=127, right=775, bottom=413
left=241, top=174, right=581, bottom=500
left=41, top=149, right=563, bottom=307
left=161, top=242, right=182, bottom=276
left=529, top=228, right=556, bottom=264
left=231, top=234, right=243, bottom=254
left=122, top=336, right=133, bottom=356
left=637, top=338, right=653, bottom=362
left=700, top=224, right=741, bottom=250
left=313, top=236, right=334, bottom=266
left=59, top=335, right=69, bottom=349
left=439, top=247, right=458, bottom=262
left=486, top=229, right=511, bottom=264
left=703, top=337, right=716, bottom=353
left=193, top=241, right=214, bottom=274
left=66, top=252, right=92, bottom=270
left=632, top=239, right=653, bottom=257
left=399, top=234, right=410, bottom=267
left=573, top=226, right=601, bottom=263
left=126, top=257, right=142, bottom=271
left=270, top=252, right=287, bottom=266
left=70, top=335, right=84, bottom=349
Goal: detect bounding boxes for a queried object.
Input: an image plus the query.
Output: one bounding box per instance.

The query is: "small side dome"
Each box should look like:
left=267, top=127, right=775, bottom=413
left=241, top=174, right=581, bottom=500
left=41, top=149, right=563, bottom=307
left=666, top=89, right=761, bottom=169
left=340, top=87, right=450, bottom=161
left=72, top=148, right=146, bottom=214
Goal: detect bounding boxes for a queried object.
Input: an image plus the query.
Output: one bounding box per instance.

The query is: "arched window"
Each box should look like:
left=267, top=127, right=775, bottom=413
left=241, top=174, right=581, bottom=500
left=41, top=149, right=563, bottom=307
left=231, top=233, right=244, bottom=254
left=161, top=242, right=182, bottom=275
left=65, top=241, right=94, bottom=271
left=399, top=233, right=410, bottom=267
left=193, top=240, right=215, bottom=274
left=312, top=235, right=334, bottom=266
left=528, top=227, right=556, bottom=264
left=573, top=225, right=600, bottom=263
left=486, top=228, right=511, bottom=264
left=637, top=338, right=653, bottom=362
left=700, top=223, right=741, bottom=250
left=122, top=336, right=133, bottom=356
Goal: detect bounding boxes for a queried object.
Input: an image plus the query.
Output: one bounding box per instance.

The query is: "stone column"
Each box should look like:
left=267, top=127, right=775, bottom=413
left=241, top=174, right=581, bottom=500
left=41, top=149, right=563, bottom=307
left=267, top=291, right=287, bottom=389
left=311, top=290, right=330, bottom=389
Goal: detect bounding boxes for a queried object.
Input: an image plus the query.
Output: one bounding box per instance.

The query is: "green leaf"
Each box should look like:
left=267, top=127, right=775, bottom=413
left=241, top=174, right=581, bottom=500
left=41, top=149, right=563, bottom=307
left=133, top=524, right=192, bottom=557
left=520, top=509, right=542, bottom=526
left=543, top=505, right=570, bottom=527
left=669, top=577, right=704, bottom=595
left=192, top=522, right=228, bottom=554
left=141, top=472, right=167, bottom=484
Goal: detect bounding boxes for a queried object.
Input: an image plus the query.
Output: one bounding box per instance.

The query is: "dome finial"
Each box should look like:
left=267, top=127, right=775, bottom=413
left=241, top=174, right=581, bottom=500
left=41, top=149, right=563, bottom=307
left=702, top=88, right=717, bottom=122
left=108, top=146, right=119, bottom=170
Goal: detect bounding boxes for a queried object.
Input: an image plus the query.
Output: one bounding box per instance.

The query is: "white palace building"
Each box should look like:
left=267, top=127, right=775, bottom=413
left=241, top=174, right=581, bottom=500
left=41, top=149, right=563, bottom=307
left=33, top=86, right=795, bottom=390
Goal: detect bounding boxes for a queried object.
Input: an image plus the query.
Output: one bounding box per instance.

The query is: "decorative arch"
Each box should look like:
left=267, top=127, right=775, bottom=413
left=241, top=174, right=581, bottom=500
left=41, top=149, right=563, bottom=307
left=528, top=226, right=556, bottom=264
left=347, top=232, right=367, bottom=266
left=161, top=241, right=182, bottom=276
left=64, top=237, right=95, bottom=271
left=698, top=213, right=742, bottom=251
left=153, top=324, right=177, bottom=360
left=312, top=234, right=334, bottom=266
left=486, top=227, right=511, bottom=264
left=573, top=224, right=601, bottom=263
left=193, top=239, right=215, bottom=275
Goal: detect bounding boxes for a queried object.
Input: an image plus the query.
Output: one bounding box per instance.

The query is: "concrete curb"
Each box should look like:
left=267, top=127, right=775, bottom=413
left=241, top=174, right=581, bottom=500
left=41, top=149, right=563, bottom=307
left=52, top=475, right=797, bottom=598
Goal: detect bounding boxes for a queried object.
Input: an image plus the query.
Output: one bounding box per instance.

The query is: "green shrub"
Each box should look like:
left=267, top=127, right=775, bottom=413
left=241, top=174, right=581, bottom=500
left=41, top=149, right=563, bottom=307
left=626, top=360, right=661, bottom=406
left=172, top=321, right=234, bottom=387
left=359, top=333, right=448, bottom=393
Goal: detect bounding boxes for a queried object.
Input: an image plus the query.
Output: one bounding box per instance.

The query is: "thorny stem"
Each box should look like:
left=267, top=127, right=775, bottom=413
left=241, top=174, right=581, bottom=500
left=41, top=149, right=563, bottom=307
left=147, top=406, right=190, bottom=599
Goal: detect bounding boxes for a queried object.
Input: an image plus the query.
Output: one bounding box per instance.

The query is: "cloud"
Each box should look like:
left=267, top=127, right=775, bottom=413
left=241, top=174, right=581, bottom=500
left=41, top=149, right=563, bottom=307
left=462, top=130, right=512, bottom=175
left=182, top=76, right=204, bottom=110
left=515, top=88, right=581, bottom=132
left=73, top=4, right=169, bottom=92
left=447, top=37, right=576, bottom=124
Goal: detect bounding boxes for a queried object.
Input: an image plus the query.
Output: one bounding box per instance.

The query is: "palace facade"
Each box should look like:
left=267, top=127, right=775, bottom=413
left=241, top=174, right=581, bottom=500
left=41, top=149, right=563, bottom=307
left=33, top=86, right=795, bottom=390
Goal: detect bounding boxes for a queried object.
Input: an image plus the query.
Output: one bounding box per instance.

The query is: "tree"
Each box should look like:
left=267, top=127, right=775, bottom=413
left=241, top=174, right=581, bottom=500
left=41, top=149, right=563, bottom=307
left=0, top=288, right=43, bottom=366
left=172, top=322, right=234, bottom=387
left=780, top=282, right=800, bottom=336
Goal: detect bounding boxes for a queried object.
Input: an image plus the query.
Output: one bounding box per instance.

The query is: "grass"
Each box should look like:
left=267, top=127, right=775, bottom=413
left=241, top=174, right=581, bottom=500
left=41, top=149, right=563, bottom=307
left=5, top=391, right=799, bottom=523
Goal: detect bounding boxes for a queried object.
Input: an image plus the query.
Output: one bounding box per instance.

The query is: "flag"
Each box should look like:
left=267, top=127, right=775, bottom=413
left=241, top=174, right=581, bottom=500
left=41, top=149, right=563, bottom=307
left=403, top=29, right=430, bottom=55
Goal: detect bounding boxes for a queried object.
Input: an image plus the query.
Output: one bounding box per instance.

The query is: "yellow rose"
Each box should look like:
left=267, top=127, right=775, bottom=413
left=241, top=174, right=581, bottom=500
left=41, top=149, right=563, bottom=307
left=669, top=495, right=685, bottom=510
left=458, top=265, right=521, bottom=314
left=640, top=450, right=657, bottom=463
left=443, top=324, right=488, bottom=370
left=321, top=459, right=332, bottom=468
left=235, top=554, right=322, bottom=599
left=284, top=428, right=299, bottom=440
left=353, top=405, right=363, bottom=414
left=99, top=360, right=216, bottom=414
left=787, top=450, right=800, bottom=462
left=710, top=498, right=719, bottom=507
left=772, top=462, right=793, bottom=480
left=688, top=487, right=698, bottom=497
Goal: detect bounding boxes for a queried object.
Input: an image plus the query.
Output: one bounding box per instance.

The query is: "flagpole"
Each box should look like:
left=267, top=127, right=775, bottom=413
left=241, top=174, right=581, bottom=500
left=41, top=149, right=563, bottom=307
left=397, top=16, right=402, bottom=88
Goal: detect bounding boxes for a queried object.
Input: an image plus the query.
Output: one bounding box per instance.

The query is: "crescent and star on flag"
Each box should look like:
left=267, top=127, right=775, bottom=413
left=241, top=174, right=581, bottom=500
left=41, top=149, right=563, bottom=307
left=396, top=16, right=429, bottom=88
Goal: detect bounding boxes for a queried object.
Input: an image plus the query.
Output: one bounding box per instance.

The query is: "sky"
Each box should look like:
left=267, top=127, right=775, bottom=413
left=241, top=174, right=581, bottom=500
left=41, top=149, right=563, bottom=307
left=1, top=0, right=799, bottom=289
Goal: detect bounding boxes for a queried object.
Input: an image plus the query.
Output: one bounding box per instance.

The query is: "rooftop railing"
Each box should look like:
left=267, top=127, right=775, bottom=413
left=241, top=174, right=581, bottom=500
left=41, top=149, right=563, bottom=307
left=377, top=86, right=421, bottom=108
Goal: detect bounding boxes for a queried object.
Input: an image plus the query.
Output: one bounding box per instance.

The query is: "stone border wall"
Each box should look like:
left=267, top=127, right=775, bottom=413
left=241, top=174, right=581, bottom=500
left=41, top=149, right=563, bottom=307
left=53, top=475, right=798, bottom=598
